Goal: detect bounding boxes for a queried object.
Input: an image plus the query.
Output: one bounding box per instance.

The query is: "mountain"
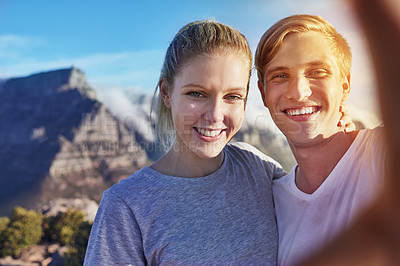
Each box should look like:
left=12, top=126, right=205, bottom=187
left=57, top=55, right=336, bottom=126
left=0, top=68, right=150, bottom=215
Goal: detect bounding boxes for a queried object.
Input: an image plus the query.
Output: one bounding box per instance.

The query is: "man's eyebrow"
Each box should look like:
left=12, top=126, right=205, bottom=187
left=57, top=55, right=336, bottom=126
left=266, top=66, right=289, bottom=75
left=307, top=61, right=332, bottom=69
left=266, top=61, right=332, bottom=74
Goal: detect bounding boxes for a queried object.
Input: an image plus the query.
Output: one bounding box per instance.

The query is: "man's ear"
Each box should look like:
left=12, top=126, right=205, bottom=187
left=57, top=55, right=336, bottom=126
left=342, top=73, right=351, bottom=101
left=159, top=79, right=171, bottom=108
left=258, top=80, right=268, bottom=108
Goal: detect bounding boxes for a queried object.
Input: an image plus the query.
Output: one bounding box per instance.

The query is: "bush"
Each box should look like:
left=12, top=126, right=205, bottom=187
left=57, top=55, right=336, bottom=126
left=44, top=208, right=87, bottom=246
left=0, top=217, right=9, bottom=232
left=0, top=207, right=92, bottom=264
left=0, top=207, right=43, bottom=256
left=43, top=208, right=92, bottom=265
left=0, top=217, right=10, bottom=255
left=64, top=220, right=92, bottom=265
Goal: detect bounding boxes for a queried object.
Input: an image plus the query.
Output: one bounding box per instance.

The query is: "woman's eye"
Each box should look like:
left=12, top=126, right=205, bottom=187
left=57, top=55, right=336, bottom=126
left=187, top=91, right=204, bottom=98
left=225, top=95, right=244, bottom=101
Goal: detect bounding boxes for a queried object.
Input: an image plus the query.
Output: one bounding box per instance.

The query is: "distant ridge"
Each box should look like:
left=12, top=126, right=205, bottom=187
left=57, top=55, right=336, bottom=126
left=3, top=67, right=96, bottom=99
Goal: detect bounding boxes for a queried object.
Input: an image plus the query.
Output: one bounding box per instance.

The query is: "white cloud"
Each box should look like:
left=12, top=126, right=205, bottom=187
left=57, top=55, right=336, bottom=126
left=0, top=34, right=45, bottom=59
left=96, top=88, right=156, bottom=142
left=0, top=49, right=164, bottom=92
left=0, top=34, right=44, bottom=48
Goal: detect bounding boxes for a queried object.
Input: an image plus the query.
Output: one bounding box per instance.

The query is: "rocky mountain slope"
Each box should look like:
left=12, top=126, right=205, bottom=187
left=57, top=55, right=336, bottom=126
left=0, top=68, right=149, bottom=215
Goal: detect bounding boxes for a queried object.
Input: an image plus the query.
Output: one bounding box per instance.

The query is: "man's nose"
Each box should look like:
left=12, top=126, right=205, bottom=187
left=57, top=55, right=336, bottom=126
left=286, top=75, right=312, bottom=101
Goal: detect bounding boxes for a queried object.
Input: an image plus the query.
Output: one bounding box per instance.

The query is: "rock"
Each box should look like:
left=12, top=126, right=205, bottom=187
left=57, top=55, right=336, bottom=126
left=47, top=243, right=60, bottom=254
left=0, top=244, right=67, bottom=266
left=40, top=198, right=99, bottom=222
left=17, top=245, right=47, bottom=263
left=0, top=256, right=32, bottom=265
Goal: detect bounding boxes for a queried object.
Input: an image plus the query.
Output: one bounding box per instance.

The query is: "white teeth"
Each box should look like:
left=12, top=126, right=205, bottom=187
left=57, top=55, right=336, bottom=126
left=287, top=107, right=317, bottom=116
left=197, top=128, right=222, bottom=137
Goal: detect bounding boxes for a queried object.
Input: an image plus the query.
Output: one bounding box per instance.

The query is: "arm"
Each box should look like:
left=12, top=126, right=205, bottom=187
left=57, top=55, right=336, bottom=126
left=84, top=190, right=146, bottom=266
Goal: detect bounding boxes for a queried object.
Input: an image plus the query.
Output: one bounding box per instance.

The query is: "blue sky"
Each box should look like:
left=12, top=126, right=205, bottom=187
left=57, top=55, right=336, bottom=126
left=0, top=0, right=380, bottom=114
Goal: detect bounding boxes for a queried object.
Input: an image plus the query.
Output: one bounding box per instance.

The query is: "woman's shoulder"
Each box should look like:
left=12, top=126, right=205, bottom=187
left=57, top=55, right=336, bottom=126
left=226, top=142, right=285, bottom=179
left=105, top=167, right=156, bottom=199
left=226, top=142, right=284, bottom=176
left=226, top=142, right=279, bottom=163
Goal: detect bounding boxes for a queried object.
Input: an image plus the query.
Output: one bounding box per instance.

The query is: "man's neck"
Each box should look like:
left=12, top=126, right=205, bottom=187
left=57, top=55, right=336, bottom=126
left=290, top=130, right=359, bottom=194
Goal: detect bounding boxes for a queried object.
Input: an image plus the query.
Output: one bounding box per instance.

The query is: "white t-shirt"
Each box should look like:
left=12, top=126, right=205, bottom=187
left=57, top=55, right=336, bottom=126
left=273, top=126, right=387, bottom=266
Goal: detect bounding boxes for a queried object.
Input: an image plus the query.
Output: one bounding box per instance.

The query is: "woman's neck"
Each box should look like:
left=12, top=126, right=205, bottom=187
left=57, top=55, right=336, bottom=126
left=150, top=144, right=225, bottom=178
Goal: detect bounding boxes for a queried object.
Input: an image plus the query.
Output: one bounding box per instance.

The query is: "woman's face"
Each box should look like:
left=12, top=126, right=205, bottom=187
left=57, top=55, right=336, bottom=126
left=163, top=53, right=249, bottom=160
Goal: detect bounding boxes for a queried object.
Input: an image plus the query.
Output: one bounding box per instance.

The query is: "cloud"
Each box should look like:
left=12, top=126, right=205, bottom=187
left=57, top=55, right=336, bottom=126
left=96, top=88, right=156, bottom=142
left=0, top=34, right=45, bottom=59
left=0, top=49, right=165, bottom=92
left=0, top=34, right=44, bottom=48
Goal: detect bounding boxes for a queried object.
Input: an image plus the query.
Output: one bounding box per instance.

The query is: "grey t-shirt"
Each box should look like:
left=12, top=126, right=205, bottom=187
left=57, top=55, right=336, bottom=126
left=84, top=142, right=284, bottom=265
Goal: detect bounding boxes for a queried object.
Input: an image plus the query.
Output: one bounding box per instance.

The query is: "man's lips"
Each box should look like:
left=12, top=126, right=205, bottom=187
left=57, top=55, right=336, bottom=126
left=284, top=106, right=320, bottom=116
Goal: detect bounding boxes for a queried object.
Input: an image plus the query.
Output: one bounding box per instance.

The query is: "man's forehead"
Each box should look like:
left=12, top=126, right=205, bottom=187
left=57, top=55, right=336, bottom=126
left=265, top=32, right=338, bottom=73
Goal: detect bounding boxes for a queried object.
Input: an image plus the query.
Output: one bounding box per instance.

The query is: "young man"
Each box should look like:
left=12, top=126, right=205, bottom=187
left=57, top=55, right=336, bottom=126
left=255, top=15, right=387, bottom=265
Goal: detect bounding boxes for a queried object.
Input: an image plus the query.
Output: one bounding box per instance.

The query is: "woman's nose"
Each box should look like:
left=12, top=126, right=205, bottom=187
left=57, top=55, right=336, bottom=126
left=204, top=98, right=224, bottom=123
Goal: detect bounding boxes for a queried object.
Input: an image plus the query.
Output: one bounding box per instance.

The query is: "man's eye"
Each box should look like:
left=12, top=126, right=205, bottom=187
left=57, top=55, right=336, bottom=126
left=309, top=70, right=328, bottom=77
left=271, top=73, right=289, bottom=80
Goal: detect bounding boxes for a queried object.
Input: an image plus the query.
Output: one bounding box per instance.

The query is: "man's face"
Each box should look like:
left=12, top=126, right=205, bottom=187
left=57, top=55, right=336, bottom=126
left=258, top=31, right=350, bottom=146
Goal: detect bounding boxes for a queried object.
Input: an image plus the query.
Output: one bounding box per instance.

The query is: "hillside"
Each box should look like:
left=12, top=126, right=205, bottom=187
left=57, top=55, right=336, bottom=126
left=0, top=68, right=149, bottom=215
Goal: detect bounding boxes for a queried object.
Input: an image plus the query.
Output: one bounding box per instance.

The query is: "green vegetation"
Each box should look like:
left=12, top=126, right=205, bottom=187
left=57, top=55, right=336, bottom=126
left=0, top=207, right=92, bottom=265
left=0, top=207, right=43, bottom=256
left=43, top=208, right=92, bottom=265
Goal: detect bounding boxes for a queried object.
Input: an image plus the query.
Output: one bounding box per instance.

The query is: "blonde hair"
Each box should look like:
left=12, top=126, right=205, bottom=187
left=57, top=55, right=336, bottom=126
left=152, top=20, right=252, bottom=149
left=255, top=14, right=352, bottom=84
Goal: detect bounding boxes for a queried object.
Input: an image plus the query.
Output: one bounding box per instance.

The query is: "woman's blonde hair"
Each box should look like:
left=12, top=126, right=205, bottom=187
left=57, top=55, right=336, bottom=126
left=152, top=19, right=252, bottom=150
left=255, top=14, right=352, bottom=84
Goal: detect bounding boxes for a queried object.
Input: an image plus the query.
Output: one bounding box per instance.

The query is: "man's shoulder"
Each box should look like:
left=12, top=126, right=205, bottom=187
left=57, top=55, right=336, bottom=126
left=356, top=124, right=385, bottom=148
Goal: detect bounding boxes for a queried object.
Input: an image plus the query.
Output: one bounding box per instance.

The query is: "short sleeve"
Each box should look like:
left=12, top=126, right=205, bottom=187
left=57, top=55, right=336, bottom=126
left=84, top=190, right=145, bottom=266
left=230, top=142, right=286, bottom=180
left=370, top=125, right=388, bottom=180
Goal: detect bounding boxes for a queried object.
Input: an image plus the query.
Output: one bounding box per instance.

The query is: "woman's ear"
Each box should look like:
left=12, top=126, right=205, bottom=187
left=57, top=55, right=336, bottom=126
left=342, top=73, right=351, bottom=101
left=159, top=79, right=171, bottom=108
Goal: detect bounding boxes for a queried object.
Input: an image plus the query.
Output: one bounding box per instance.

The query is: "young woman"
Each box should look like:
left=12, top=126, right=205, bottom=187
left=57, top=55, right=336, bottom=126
left=84, top=20, right=284, bottom=265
